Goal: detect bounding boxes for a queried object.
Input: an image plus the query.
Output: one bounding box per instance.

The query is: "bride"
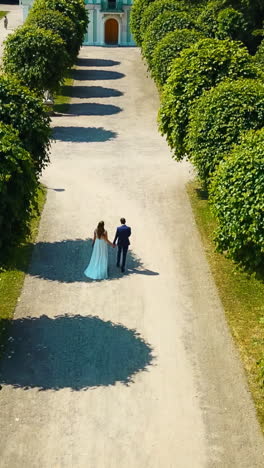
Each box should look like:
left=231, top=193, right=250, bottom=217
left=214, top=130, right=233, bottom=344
left=84, top=221, right=115, bottom=280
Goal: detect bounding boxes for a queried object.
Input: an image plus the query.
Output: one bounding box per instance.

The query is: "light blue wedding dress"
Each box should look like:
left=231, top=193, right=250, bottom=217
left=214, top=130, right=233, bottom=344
left=84, top=237, right=108, bottom=280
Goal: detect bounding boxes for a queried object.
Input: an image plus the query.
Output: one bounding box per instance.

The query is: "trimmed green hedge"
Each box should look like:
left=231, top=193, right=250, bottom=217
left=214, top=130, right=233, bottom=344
left=140, top=0, right=187, bottom=38
left=151, top=28, right=203, bottom=87
left=255, top=38, right=264, bottom=67
left=209, top=128, right=264, bottom=270
left=130, top=0, right=155, bottom=46
left=0, top=123, right=37, bottom=258
left=3, top=25, right=69, bottom=93
left=159, top=38, right=260, bottom=159
left=196, top=0, right=261, bottom=51
left=142, top=10, right=195, bottom=66
left=26, top=8, right=79, bottom=63
left=31, top=0, right=89, bottom=48
left=197, top=0, right=228, bottom=37
left=0, top=75, right=51, bottom=174
left=187, top=78, right=264, bottom=184
left=0, top=0, right=90, bottom=257
left=216, top=7, right=248, bottom=41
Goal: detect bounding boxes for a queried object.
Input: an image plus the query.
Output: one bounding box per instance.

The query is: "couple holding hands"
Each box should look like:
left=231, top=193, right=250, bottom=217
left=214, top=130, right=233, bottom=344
left=84, top=218, right=131, bottom=280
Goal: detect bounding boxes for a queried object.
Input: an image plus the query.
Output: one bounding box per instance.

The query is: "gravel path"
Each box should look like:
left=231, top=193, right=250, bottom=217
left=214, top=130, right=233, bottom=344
left=0, top=46, right=263, bottom=467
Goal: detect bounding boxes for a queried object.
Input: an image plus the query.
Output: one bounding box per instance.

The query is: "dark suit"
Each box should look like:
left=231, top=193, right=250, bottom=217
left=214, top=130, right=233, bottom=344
left=113, top=225, right=131, bottom=271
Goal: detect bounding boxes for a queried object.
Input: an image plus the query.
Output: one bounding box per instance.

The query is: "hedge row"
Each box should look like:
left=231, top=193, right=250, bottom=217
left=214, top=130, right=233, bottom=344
left=209, top=128, right=264, bottom=269
left=0, top=0, right=88, bottom=259
left=3, top=0, right=88, bottom=94
left=142, top=10, right=196, bottom=66
left=159, top=39, right=260, bottom=159
left=131, top=0, right=264, bottom=270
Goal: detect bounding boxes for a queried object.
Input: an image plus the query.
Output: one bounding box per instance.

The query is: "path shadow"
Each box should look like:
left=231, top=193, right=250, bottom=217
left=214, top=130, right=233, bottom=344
left=52, top=126, right=117, bottom=142
left=63, top=103, right=122, bottom=116
left=73, top=69, right=125, bottom=81
left=16, top=239, right=159, bottom=283
left=48, top=188, right=65, bottom=192
left=62, top=85, right=123, bottom=98
left=77, top=58, right=121, bottom=67
left=0, top=314, right=154, bottom=390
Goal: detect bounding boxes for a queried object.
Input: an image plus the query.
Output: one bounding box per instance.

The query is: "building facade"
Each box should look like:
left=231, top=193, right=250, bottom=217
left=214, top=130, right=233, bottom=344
left=20, top=0, right=135, bottom=46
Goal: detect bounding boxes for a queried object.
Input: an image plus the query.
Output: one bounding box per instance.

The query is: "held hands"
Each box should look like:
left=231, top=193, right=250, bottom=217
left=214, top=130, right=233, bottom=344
left=112, top=243, right=116, bottom=248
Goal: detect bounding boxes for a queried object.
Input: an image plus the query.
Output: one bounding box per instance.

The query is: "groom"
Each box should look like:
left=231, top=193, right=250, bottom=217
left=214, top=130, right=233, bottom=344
left=113, top=218, right=131, bottom=273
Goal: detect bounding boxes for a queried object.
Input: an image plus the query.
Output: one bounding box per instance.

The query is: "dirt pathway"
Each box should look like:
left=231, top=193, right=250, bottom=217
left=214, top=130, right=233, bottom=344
left=0, top=47, right=263, bottom=467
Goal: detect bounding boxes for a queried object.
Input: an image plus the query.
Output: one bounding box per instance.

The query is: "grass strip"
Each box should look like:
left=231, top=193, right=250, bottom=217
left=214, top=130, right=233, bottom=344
left=53, top=68, right=74, bottom=114
left=187, top=179, right=264, bottom=433
left=0, top=12, right=8, bottom=20
left=0, top=185, right=46, bottom=356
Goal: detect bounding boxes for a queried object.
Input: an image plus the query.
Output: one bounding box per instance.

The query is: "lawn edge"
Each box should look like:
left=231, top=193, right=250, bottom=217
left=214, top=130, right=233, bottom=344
left=0, top=184, right=46, bottom=354
left=186, top=178, right=264, bottom=433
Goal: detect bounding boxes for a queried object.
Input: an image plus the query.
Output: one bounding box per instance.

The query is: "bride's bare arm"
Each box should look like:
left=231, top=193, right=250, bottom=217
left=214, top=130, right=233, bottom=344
left=104, top=231, right=115, bottom=247
left=92, top=230, right=96, bottom=247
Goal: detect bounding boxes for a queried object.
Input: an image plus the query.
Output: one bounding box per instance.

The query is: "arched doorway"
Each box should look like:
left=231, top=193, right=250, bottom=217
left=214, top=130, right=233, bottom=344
left=105, top=18, right=118, bottom=45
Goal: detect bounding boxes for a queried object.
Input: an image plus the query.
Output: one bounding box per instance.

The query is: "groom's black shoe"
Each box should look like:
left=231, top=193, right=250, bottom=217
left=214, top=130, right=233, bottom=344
left=121, top=267, right=125, bottom=273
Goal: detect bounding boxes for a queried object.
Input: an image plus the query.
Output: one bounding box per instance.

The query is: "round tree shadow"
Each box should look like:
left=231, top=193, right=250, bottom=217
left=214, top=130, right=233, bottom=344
left=17, top=239, right=159, bottom=283
left=52, top=126, right=117, bottom=142
left=65, top=103, right=122, bottom=116
left=61, top=86, right=123, bottom=98
left=76, top=58, right=121, bottom=67
left=74, top=69, right=125, bottom=81
left=0, top=315, right=154, bottom=390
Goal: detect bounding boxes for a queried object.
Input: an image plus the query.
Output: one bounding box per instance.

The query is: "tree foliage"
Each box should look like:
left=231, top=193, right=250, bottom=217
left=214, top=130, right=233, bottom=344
left=130, top=0, right=155, bottom=46
left=3, top=25, right=69, bottom=93
left=255, top=38, right=264, bottom=68
left=142, top=10, right=196, bottom=66
left=187, top=79, right=264, bottom=184
left=26, top=8, right=79, bottom=63
left=140, top=0, right=187, bottom=38
left=0, top=74, right=51, bottom=174
left=159, top=39, right=260, bottom=159
left=209, top=128, right=264, bottom=270
left=216, top=7, right=248, bottom=41
left=0, top=123, right=37, bottom=258
left=196, top=0, right=263, bottom=51
left=151, top=28, right=203, bottom=87
left=197, top=0, right=229, bottom=37
left=131, top=0, right=264, bottom=51
left=31, top=0, right=88, bottom=46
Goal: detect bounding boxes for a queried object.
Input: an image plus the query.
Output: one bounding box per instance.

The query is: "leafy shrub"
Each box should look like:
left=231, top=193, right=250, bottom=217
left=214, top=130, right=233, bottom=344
left=187, top=79, right=264, bottom=184
left=237, top=0, right=264, bottom=36
left=3, top=25, right=69, bottom=93
left=142, top=11, right=195, bottom=66
left=197, top=0, right=228, bottom=37
left=140, top=0, right=187, bottom=38
left=197, top=0, right=255, bottom=49
left=169, top=1, right=264, bottom=51
left=32, top=0, right=89, bottom=46
left=209, top=128, right=264, bottom=269
left=255, top=38, right=264, bottom=67
left=130, top=0, right=155, bottom=46
left=26, top=8, right=79, bottom=63
left=151, top=28, right=203, bottom=87
left=0, top=123, right=37, bottom=257
left=0, top=74, right=51, bottom=174
left=216, top=7, right=248, bottom=41
left=159, top=39, right=260, bottom=159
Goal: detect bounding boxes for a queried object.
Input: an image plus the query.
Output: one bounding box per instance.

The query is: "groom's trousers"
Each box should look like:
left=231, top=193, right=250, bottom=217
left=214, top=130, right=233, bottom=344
left=117, top=245, right=128, bottom=269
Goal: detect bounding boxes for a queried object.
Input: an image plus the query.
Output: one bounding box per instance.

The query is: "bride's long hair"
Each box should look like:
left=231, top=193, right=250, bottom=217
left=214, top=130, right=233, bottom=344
left=97, top=221, right=105, bottom=238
